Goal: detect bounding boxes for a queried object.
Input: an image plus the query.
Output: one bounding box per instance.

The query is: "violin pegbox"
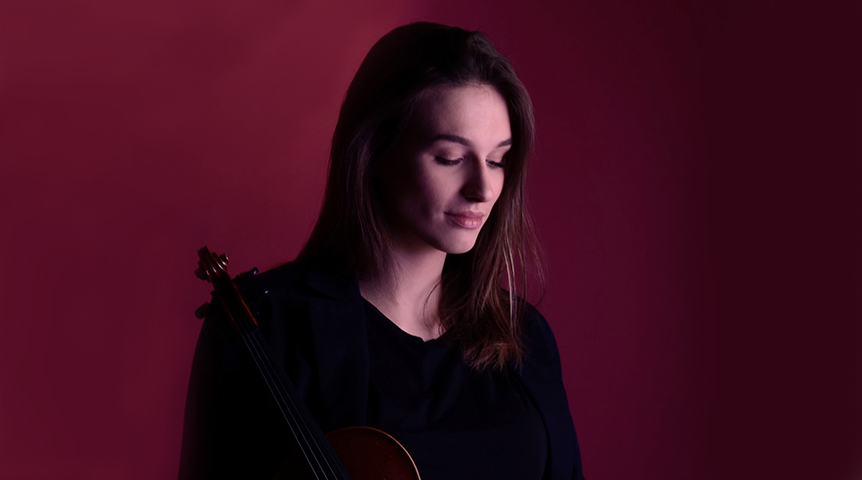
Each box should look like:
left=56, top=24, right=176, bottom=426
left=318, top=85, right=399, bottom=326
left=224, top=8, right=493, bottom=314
left=195, top=246, right=230, bottom=283
left=194, top=246, right=231, bottom=319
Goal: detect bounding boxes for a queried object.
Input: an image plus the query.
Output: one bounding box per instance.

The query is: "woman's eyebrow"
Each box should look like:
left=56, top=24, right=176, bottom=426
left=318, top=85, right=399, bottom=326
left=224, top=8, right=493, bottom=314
left=430, top=134, right=512, bottom=148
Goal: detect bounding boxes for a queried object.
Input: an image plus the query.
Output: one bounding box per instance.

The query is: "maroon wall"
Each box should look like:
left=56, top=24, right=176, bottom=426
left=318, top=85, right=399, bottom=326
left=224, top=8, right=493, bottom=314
left=1, top=1, right=859, bottom=479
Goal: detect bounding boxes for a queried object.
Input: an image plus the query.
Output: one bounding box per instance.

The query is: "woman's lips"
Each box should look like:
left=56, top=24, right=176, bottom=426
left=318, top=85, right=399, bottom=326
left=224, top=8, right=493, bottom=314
left=446, top=212, right=484, bottom=229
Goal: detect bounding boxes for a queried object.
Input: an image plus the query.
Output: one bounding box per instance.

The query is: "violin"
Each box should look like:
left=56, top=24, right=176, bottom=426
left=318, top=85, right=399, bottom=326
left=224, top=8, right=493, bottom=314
left=195, top=247, right=421, bottom=480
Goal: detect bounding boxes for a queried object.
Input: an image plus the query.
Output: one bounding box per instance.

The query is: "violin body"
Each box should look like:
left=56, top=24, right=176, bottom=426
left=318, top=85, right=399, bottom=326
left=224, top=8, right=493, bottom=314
left=277, top=426, right=420, bottom=480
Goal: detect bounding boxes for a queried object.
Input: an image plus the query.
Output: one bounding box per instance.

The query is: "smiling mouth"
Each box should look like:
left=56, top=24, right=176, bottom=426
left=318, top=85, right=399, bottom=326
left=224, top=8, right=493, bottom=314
left=446, top=212, right=484, bottom=229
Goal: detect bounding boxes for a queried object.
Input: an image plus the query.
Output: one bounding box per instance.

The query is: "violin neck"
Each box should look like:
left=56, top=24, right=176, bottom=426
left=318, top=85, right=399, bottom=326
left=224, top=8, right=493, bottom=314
left=211, top=272, right=352, bottom=480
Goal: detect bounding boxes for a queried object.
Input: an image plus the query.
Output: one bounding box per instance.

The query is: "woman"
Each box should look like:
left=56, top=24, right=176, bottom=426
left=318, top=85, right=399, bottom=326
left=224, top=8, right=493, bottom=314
left=180, top=22, right=585, bottom=480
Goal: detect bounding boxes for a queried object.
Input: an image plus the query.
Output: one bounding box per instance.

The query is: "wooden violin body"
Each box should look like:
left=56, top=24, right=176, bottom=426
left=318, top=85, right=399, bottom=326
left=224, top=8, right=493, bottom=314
left=196, top=247, right=420, bottom=480
left=277, top=426, right=420, bottom=480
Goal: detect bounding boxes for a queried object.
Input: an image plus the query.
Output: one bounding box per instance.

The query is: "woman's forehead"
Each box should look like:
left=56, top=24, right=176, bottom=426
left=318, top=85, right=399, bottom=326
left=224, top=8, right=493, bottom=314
left=410, top=85, right=512, bottom=149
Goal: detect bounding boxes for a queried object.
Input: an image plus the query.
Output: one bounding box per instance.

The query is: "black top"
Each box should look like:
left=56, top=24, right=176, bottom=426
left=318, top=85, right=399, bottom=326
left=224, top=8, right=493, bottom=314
left=363, top=300, right=548, bottom=480
left=178, top=258, right=585, bottom=480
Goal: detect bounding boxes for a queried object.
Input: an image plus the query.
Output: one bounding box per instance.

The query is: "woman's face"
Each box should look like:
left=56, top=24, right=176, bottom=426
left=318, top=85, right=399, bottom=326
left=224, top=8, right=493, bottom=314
left=378, top=84, right=512, bottom=256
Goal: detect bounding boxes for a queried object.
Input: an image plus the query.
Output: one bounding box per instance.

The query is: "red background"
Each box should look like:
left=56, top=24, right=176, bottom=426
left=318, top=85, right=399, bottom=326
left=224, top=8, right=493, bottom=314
left=1, top=1, right=860, bottom=479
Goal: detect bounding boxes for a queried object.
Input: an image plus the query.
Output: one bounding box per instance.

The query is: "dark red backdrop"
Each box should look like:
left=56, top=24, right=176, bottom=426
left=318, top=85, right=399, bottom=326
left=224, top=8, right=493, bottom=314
left=1, top=1, right=860, bottom=479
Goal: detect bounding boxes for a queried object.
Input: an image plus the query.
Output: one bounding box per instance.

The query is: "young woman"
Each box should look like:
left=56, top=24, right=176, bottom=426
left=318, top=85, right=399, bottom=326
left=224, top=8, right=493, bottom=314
left=180, top=22, right=585, bottom=480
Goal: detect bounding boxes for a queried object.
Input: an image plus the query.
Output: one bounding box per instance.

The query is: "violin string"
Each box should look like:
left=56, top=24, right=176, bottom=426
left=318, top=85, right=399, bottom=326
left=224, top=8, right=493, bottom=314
left=241, top=326, right=340, bottom=480
left=212, top=268, right=327, bottom=479
left=223, top=283, right=341, bottom=480
left=209, top=255, right=342, bottom=479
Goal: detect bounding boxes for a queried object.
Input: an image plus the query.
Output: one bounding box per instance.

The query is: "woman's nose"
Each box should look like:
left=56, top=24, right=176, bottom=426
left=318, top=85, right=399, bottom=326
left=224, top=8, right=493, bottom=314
left=461, top=161, right=496, bottom=202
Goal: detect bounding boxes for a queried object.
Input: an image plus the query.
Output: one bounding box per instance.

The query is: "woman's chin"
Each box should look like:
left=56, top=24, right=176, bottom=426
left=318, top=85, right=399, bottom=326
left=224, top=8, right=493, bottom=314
left=439, top=237, right=480, bottom=255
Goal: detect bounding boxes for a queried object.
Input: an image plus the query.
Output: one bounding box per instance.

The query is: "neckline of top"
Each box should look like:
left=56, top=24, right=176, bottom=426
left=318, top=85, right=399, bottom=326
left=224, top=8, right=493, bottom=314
left=361, top=297, right=449, bottom=346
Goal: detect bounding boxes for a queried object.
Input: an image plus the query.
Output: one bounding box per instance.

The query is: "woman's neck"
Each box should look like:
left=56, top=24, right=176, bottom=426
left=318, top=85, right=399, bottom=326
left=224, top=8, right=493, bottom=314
left=359, top=248, right=447, bottom=341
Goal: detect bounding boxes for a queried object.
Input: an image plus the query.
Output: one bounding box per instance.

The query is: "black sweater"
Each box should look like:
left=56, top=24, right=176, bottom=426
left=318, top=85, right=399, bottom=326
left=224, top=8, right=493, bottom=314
left=179, top=258, right=585, bottom=479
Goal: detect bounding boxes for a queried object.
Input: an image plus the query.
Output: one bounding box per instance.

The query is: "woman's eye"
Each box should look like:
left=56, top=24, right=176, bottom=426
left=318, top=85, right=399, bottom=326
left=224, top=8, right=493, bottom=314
left=434, top=156, right=463, bottom=166
left=487, top=160, right=506, bottom=169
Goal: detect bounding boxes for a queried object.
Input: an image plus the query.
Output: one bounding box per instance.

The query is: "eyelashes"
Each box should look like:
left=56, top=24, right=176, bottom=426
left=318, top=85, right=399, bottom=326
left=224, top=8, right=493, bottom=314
left=434, top=156, right=506, bottom=169
left=434, top=156, right=463, bottom=166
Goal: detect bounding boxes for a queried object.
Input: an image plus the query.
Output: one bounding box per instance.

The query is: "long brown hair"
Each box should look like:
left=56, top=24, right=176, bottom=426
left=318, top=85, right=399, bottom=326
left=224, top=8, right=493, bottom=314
left=297, top=22, right=544, bottom=371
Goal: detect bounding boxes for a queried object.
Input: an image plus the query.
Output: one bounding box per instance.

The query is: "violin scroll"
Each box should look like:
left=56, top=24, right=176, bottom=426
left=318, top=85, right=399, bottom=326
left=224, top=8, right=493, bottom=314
left=195, top=246, right=229, bottom=283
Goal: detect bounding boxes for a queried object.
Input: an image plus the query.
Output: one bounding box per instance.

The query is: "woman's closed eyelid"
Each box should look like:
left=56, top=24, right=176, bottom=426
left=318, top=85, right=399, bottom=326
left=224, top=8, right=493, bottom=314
left=433, top=155, right=506, bottom=169
left=434, top=155, right=464, bottom=165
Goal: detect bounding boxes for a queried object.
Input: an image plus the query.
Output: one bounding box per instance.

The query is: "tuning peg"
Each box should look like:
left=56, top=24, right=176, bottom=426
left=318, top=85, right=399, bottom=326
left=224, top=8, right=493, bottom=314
left=218, top=254, right=229, bottom=267
left=194, top=264, right=209, bottom=281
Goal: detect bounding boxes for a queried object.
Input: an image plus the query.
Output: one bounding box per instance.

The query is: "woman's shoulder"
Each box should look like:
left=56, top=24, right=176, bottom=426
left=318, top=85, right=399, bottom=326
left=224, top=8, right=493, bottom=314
left=519, top=301, right=564, bottom=379
left=230, top=261, right=307, bottom=310
left=235, top=255, right=355, bottom=300
left=234, top=260, right=307, bottom=291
